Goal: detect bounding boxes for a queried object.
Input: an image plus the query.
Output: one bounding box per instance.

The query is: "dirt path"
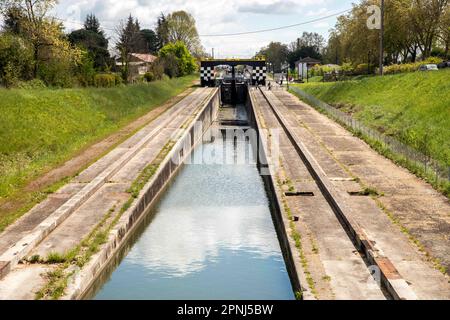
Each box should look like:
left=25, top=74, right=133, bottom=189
left=0, top=84, right=197, bottom=231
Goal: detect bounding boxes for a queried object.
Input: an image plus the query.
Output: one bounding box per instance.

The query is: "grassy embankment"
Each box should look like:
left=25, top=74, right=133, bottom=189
left=0, top=75, right=197, bottom=231
left=291, top=69, right=450, bottom=196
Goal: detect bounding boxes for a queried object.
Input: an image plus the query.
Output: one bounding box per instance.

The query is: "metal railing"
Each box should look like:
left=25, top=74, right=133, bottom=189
left=290, top=86, right=450, bottom=185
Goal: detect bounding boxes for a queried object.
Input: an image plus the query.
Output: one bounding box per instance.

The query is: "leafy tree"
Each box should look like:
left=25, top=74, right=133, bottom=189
left=0, top=0, right=58, bottom=76
left=2, top=5, right=25, bottom=34
left=68, top=14, right=110, bottom=70
left=257, top=42, right=289, bottom=72
left=165, top=11, right=202, bottom=54
left=159, top=41, right=196, bottom=77
left=0, top=33, right=34, bottom=87
left=0, top=0, right=82, bottom=86
left=324, top=0, right=449, bottom=66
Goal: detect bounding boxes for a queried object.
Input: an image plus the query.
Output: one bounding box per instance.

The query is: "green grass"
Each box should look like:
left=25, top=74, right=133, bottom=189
left=295, top=70, right=450, bottom=167
left=306, top=76, right=323, bottom=83
left=0, top=75, right=196, bottom=230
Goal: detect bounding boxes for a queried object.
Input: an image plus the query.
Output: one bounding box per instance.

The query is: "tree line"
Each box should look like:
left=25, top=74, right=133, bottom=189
left=325, top=0, right=449, bottom=68
left=258, top=0, right=448, bottom=75
left=0, top=0, right=203, bottom=88
left=257, top=32, right=325, bottom=73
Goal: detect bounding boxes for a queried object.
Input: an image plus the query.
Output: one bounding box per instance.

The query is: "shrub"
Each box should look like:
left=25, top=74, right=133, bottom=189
left=380, top=57, right=444, bottom=75
left=113, top=73, right=123, bottom=86
left=0, top=33, right=34, bottom=87
left=37, top=61, right=76, bottom=88
left=76, top=51, right=96, bottom=87
left=150, top=58, right=165, bottom=80
left=161, top=53, right=180, bottom=78
left=354, top=63, right=376, bottom=75
left=158, top=41, right=197, bottom=77
left=143, top=72, right=155, bottom=82
left=93, top=73, right=116, bottom=87
left=16, top=79, right=46, bottom=89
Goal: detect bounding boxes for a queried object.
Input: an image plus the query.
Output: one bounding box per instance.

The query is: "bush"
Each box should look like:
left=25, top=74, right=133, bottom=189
left=354, top=63, right=376, bottom=75
left=161, top=53, right=180, bottom=78
left=0, top=34, right=34, bottom=87
left=150, top=58, right=165, bottom=80
left=158, top=41, right=197, bottom=77
left=76, top=51, right=96, bottom=87
left=16, top=79, right=47, bottom=89
left=381, top=57, right=444, bottom=75
left=37, top=61, right=76, bottom=88
left=143, top=72, right=155, bottom=82
left=113, top=73, right=123, bottom=86
left=93, top=73, right=116, bottom=87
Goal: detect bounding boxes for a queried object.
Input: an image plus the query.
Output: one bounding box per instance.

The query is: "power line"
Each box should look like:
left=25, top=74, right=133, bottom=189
left=198, top=9, right=351, bottom=37
left=53, top=8, right=351, bottom=37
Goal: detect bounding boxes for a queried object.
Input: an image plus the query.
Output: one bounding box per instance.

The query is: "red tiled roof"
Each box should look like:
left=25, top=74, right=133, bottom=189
left=130, top=53, right=157, bottom=63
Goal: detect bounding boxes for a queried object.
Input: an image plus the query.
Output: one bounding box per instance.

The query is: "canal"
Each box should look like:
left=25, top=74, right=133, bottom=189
left=87, top=105, right=294, bottom=300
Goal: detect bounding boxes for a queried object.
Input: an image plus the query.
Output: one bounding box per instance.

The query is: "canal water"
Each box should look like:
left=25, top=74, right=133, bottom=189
left=90, top=108, right=294, bottom=300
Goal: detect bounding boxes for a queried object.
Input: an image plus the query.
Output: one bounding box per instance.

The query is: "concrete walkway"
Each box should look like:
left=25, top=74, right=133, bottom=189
left=256, top=86, right=450, bottom=299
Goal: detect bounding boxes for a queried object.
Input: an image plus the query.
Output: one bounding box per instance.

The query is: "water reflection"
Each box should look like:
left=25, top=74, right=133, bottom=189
left=93, top=124, right=294, bottom=300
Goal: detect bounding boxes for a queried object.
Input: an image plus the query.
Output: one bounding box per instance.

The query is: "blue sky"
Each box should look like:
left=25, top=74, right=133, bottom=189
left=53, top=0, right=358, bottom=57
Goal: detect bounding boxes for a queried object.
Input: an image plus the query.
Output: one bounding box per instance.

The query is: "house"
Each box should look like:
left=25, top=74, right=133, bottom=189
left=116, top=53, right=157, bottom=82
left=295, top=57, right=321, bottom=80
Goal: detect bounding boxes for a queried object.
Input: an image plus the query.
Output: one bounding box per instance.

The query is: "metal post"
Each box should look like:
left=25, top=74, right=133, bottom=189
left=306, top=64, right=309, bottom=83
left=379, top=0, right=385, bottom=76
left=287, top=68, right=290, bottom=90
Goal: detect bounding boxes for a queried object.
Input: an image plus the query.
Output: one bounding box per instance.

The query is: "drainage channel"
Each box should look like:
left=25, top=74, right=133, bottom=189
left=84, top=103, right=295, bottom=300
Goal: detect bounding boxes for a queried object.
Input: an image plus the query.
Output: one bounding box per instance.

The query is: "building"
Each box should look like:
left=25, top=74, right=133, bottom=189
left=116, top=53, right=157, bottom=82
left=295, top=57, right=321, bottom=80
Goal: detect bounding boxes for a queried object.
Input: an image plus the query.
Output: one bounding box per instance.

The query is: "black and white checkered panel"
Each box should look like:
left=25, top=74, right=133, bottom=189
left=252, top=66, right=266, bottom=85
left=200, top=67, right=214, bottom=86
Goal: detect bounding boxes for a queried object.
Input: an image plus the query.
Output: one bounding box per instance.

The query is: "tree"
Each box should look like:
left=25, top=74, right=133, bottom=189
left=0, top=0, right=81, bottom=85
left=437, top=1, right=450, bottom=56
left=257, top=42, right=289, bottom=72
left=286, top=33, right=324, bottom=68
left=68, top=14, right=110, bottom=70
left=159, top=41, right=196, bottom=77
left=116, top=15, right=146, bottom=54
left=2, top=5, right=25, bottom=34
left=0, top=33, right=34, bottom=87
left=156, top=13, right=169, bottom=50
left=140, top=29, right=158, bottom=54
left=165, top=11, right=202, bottom=54
left=0, top=0, right=57, bottom=76
left=84, top=13, right=101, bottom=34
left=324, top=0, right=449, bottom=66
left=409, top=0, right=448, bottom=59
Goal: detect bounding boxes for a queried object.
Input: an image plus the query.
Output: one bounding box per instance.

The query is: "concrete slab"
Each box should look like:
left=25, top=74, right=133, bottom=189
left=0, top=264, right=51, bottom=300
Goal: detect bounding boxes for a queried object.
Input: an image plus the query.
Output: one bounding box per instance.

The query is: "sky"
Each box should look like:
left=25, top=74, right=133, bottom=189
left=52, top=0, right=358, bottom=58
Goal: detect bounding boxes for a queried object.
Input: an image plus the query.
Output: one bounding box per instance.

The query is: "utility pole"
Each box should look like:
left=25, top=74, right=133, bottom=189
left=212, top=48, right=215, bottom=59
left=379, top=0, right=385, bottom=76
